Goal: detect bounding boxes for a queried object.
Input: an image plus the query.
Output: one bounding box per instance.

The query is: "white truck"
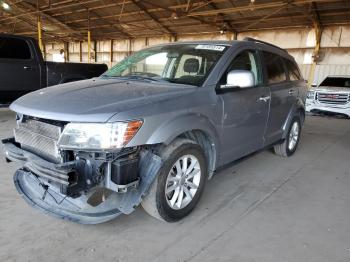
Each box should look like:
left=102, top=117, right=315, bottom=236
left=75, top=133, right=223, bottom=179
left=306, top=76, right=350, bottom=117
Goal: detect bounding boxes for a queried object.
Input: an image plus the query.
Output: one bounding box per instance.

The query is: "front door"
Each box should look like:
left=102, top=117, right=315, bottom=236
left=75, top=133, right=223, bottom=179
left=218, top=49, right=270, bottom=165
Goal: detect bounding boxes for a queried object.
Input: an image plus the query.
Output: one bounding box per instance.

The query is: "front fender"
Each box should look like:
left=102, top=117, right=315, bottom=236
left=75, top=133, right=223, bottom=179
left=144, top=113, right=220, bottom=175
left=146, top=113, right=219, bottom=146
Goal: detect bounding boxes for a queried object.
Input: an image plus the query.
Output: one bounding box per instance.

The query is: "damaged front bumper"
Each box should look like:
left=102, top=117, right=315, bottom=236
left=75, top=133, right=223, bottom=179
left=3, top=139, right=162, bottom=224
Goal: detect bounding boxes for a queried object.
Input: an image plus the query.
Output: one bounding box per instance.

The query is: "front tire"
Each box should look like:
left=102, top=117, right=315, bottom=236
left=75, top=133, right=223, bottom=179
left=141, top=139, right=207, bottom=222
left=274, top=116, right=302, bottom=157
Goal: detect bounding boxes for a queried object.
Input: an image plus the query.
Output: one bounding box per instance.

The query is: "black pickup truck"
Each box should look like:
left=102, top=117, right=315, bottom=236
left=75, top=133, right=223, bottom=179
left=0, top=34, right=108, bottom=103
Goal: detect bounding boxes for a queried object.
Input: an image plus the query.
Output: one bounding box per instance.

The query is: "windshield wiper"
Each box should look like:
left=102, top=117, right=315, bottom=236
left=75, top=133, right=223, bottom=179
left=101, top=74, right=169, bottom=83
left=124, top=75, right=171, bottom=83
left=127, top=75, right=158, bottom=81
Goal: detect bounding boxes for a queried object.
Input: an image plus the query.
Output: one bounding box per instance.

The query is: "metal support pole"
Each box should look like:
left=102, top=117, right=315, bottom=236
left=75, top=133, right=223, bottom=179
left=79, top=41, right=82, bottom=62
left=233, top=31, right=238, bottom=40
left=43, top=43, right=46, bottom=60
left=64, top=42, right=69, bottom=62
left=308, top=21, right=322, bottom=87
left=128, top=38, right=132, bottom=55
left=36, top=0, right=43, bottom=53
left=227, top=31, right=237, bottom=41
left=37, top=16, right=43, bottom=52
left=88, top=30, right=91, bottom=63
left=94, top=40, right=97, bottom=62
left=87, top=9, right=91, bottom=63
left=110, top=39, right=113, bottom=68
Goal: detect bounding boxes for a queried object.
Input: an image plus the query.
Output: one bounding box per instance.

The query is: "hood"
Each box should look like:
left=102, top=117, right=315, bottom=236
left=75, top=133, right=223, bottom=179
left=312, top=86, right=350, bottom=93
left=10, top=78, right=196, bottom=122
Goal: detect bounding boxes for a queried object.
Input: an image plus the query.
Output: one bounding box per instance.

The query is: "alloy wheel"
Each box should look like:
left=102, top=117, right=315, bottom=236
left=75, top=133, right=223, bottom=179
left=165, top=154, right=201, bottom=210
left=288, top=122, right=300, bottom=151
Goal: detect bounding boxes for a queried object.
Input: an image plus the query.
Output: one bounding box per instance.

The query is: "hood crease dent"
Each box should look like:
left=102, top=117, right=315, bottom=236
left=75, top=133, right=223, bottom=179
left=10, top=78, right=195, bottom=122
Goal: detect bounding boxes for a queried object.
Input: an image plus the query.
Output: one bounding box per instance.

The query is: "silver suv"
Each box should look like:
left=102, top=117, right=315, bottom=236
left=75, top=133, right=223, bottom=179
left=3, top=38, right=307, bottom=224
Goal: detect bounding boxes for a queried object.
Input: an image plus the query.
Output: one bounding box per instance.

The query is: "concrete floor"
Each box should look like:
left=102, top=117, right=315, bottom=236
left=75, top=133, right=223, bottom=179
left=0, top=109, right=349, bottom=262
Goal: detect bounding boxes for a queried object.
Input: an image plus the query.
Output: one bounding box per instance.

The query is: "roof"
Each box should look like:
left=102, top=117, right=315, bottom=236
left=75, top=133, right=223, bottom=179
left=0, top=0, right=349, bottom=42
left=133, top=39, right=296, bottom=62
left=150, top=40, right=233, bottom=46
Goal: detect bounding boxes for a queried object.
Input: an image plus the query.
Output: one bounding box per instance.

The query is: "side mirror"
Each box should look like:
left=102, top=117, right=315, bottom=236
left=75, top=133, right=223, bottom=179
left=221, top=70, right=255, bottom=89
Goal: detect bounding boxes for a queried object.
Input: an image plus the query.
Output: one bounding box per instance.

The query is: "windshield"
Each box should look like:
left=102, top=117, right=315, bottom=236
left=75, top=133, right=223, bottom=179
left=102, top=44, right=229, bottom=87
left=319, top=77, right=350, bottom=88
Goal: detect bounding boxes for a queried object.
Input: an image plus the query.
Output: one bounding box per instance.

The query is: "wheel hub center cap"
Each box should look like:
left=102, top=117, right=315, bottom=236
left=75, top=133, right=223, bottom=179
left=180, top=176, right=186, bottom=186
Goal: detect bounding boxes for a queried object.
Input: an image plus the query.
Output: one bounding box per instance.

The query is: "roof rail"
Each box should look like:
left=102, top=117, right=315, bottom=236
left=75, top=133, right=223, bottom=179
left=243, top=37, right=288, bottom=53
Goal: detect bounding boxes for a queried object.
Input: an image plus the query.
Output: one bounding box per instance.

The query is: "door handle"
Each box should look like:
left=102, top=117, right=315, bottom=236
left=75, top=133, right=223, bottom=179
left=288, top=89, right=295, bottom=95
left=23, top=66, right=32, bottom=70
left=258, top=95, right=270, bottom=102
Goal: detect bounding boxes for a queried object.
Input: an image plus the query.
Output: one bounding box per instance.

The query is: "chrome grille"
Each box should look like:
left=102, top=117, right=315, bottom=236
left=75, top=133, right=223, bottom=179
left=316, top=92, right=349, bottom=105
left=14, top=119, right=62, bottom=162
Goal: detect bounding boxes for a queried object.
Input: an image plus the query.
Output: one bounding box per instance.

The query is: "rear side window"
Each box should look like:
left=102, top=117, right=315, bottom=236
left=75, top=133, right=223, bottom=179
left=263, top=51, right=287, bottom=84
left=0, top=37, right=31, bottom=60
left=284, top=58, right=302, bottom=81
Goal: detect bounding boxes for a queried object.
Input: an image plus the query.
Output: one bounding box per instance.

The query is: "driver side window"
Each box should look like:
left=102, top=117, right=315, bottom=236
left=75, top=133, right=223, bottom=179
left=121, top=52, right=168, bottom=76
left=221, top=50, right=262, bottom=86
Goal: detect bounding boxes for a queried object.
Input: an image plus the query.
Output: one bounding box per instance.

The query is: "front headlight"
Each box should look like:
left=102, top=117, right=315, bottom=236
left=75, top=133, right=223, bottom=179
left=307, top=91, right=315, bottom=99
left=57, top=120, right=143, bottom=150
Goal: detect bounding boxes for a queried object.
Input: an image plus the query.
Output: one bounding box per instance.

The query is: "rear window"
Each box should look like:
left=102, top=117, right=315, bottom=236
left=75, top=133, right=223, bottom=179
left=284, top=58, right=302, bottom=81
left=0, top=37, right=32, bottom=60
left=320, top=77, right=350, bottom=88
left=263, top=51, right=287, bottom=84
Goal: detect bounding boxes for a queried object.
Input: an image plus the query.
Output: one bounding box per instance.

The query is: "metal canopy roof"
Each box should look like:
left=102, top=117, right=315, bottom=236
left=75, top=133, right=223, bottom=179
left=0, top=0, right=350, bottom=42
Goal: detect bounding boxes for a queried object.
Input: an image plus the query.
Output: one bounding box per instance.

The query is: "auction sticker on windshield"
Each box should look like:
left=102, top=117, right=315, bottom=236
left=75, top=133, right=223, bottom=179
left=195, top=44, right=226, bottom=51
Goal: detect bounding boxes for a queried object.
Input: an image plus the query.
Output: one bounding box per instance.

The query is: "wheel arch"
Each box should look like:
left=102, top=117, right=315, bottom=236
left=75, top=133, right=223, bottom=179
left=282, top=98, right=305, bottom=139
left=176, top=130, right=217, bottom=178
left=145, top=114, right=219, bottom=178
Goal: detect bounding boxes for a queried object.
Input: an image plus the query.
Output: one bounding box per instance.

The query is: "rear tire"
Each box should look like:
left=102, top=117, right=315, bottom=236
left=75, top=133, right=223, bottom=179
left=274, top=116, right=301, bottom=157
left=141, top=139, right=207, bottom=222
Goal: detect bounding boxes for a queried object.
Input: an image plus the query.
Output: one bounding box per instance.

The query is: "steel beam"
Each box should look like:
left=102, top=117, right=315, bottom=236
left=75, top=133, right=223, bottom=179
left=131, top=0, right=175, bottom=35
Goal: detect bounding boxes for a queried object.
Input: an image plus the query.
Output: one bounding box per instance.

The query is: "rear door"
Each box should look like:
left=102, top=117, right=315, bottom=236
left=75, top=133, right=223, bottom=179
left=0, top=36, right=41, bottom=102
left=218, top=49, right=270, bottom=164
left=262, top=51, right=295, bottom=144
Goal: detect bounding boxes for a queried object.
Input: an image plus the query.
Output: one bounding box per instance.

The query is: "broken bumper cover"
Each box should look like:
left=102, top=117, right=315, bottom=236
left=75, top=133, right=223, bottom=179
left=4, top=139, right=162, bottom=224
left=14, top=170, right=123, bottom=224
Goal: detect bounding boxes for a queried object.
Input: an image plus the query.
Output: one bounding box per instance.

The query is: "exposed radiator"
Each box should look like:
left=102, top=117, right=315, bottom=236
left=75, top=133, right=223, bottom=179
left=14, top=119, right=62, bottom=162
